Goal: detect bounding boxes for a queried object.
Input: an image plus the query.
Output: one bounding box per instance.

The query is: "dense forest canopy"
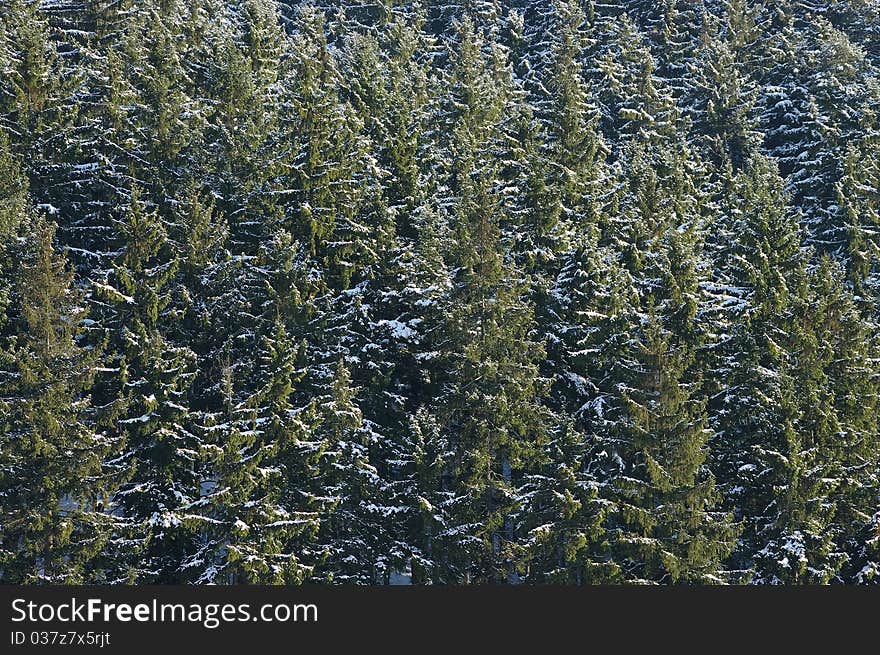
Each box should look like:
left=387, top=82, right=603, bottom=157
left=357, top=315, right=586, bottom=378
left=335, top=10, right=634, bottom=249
left=1, top=0, right=879, bottom=584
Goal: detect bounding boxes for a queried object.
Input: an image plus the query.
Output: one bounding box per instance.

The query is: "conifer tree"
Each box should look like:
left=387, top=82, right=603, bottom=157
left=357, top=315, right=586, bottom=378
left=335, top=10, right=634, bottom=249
left=804, top=255, right=880, bottom=582
left=0, top=130, right=27, bottom=272
left=590, top=13, right=681, bottom=150
left=282, top=5, right=383, bottom=287
left=184, top=321, right=323, bottom=584
left=426, top=20, right=552, bottom=583
left=512, top=0, right=610, bottom=296
left=0, top=0, right=80, bottom=196
left=602, top=305, right=737, bottom=584
left=834, top=139, right=880, bottom=304
left=599, top=210, right=739, bottom=583
left=516, top=417, right=617, bottom=583
left=311, top=361, right=394, bottom=583
left=709, top=156, right=850, bottom=583
left=684, top=36, right=761, bottom=173
left=0, top=218, right=112, bottom=583
left=90, top=188, right=198, bottom=582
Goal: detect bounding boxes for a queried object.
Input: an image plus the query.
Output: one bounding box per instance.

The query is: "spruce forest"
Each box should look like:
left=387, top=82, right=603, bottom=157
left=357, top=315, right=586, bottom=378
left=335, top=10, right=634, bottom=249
left=1, top=0, right=879, bottom=585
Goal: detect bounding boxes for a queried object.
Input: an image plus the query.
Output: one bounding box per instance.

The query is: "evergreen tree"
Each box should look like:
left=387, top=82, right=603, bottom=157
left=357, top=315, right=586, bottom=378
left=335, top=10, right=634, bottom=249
left=0, top=0, right=81, bottom=198
left=425, top=20, right=552, bottom=583
left=516, top=417, right=617, bottom=583
left=0, top=218, right=112, bottom=583
left=805, top=255, right=880, bottom=583
left=282, top=5, right=384, bottom=287
left=709, top=156, right=849, bottom=583
left=684, top=34, right=761, bottom=173
left=511, top=0, right=610, bottom=297
left=834, top=138, right=880, bottom=304
left=590, top=13, right=682, bottom=151
left=599, top=211, right=739, bottom=583
left=184, top=321, right=323, bottom=584
left=90, top=188, right=198, bottom=582
left=312, top=361, right=393, bottom=583
left=194, top=0, right=290, bottom=253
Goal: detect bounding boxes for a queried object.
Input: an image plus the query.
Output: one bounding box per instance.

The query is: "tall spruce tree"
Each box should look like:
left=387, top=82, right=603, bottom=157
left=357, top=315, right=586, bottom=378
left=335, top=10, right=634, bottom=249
left=0, top=216, right=112, bottom=583
left=183, top=320, right=323, bottom=584
left=90, top=188, right=198, bottom=582
left=422, top=18, right=553, bottom=584
left=709, top=155, right=849, bottom=583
